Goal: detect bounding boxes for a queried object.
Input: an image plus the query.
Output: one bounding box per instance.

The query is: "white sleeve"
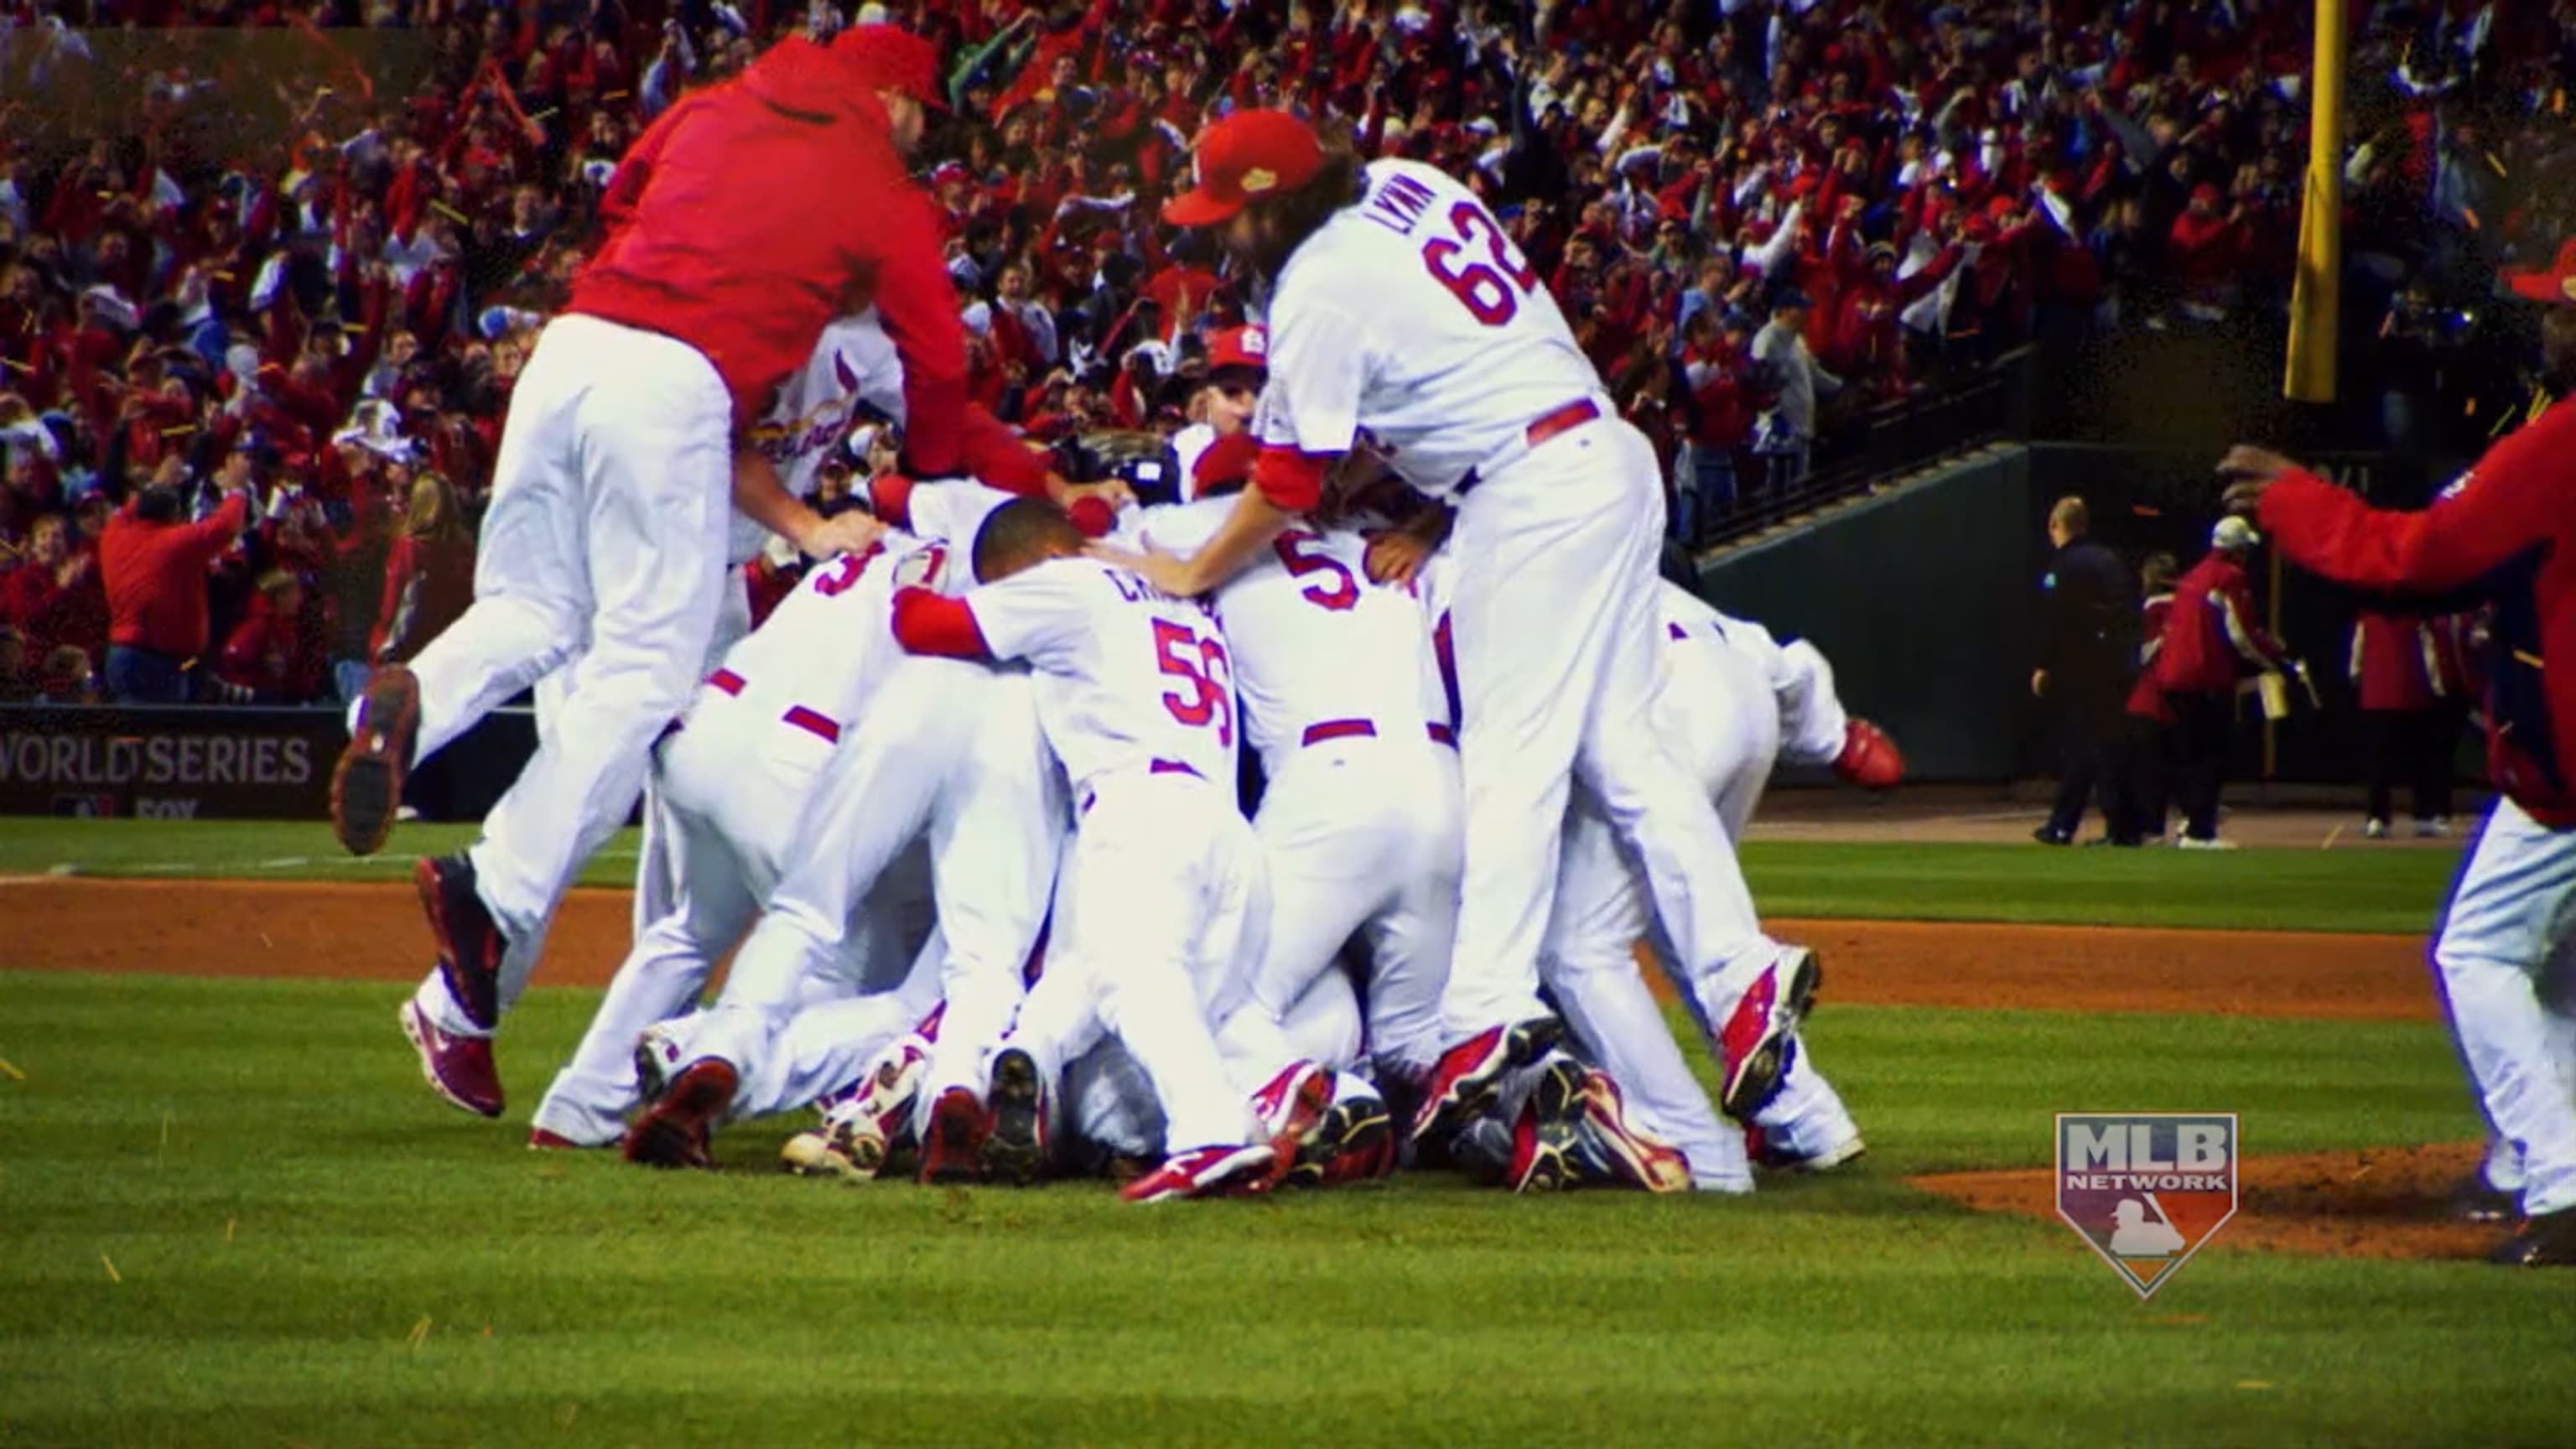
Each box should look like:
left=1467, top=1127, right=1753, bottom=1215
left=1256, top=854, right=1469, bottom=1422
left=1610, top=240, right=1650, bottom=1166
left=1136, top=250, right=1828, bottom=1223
left=1130, top=497, right=1232, bottom=556
left=904, top=479, right=1017, bottom=551
left=967, top=559, right=1096, bottom=667
left=1257, top=277, right=1368, bottom=456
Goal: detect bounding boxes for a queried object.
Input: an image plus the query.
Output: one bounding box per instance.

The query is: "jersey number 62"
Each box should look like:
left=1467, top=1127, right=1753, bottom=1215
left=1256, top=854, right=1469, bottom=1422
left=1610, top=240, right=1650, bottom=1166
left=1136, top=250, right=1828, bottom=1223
left=1421, top=200, right=1538, bottom=327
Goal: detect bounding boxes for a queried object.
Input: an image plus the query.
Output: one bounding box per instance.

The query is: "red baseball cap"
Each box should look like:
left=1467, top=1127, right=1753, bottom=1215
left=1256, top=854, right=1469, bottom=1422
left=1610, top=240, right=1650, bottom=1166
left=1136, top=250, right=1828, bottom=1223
left=1206, top=325, right=1267, bottom=375
left=833, top=24, right=948, bottom=112
left=1163, top=110, right=1323, bottom=226
left=2504, top=238, right=2576, bottom=304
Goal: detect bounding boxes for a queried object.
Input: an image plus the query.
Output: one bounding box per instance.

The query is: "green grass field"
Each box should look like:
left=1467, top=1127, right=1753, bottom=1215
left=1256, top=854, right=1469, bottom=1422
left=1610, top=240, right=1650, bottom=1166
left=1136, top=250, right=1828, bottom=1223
left=6, top=820, right=2567, bottom=1446
left=0, top=817, right=2464, bottom=932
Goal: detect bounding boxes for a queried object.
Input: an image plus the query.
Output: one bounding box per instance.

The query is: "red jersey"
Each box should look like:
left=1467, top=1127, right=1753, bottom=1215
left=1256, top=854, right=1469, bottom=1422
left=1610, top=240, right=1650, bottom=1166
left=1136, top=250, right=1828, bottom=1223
left=2348, top=609, right=2439, bottom=713
left=2258, top=397, right=2576, bottom=827
left=565, top=42, right=969, bottom=472
left=2127, top=593, right=2174, bottom=720
left=99, top=492, right=250, bottom=657
left=2153, top=551, right=2287, bottom=696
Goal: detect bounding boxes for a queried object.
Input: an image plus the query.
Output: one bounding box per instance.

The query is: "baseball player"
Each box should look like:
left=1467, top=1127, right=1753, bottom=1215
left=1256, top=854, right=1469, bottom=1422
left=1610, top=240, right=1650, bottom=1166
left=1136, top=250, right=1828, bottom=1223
left=887, top=498, right=1327, bottom=1201
left=1115, top=435, right=1456, bottom=1106
left=1169, top=326, right=1266, bottom=486
left=618, top=506, right=1069, bottom=1168
left=351, top=30, right=973, bottom=1111
left=1106, top=111, right=1818, bottom=1151
left=2219, top=287, right=2576, bottom=1266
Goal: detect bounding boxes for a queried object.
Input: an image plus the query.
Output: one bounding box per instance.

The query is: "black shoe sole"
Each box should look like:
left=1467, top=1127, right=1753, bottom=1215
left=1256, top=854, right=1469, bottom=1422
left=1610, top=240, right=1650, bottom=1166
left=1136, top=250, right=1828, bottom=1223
left=416, top=855, right=501, bottom=1031
left=981, top=1049, right=1045, bottom=1187
left=1415, top=1016, right=1563, bottom=1144
left=1514, top=1058, right=1587, bottom=1194
left=1289, top=1096, right=1391, bottom=1187
left=331, top=667, right=418, bottom=857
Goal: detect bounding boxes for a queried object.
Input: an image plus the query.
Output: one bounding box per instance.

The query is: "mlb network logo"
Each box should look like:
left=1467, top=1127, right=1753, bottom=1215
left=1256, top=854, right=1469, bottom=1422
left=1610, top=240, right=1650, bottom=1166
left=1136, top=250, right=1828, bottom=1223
left=2055, top=1114, right=2239, bottom=1299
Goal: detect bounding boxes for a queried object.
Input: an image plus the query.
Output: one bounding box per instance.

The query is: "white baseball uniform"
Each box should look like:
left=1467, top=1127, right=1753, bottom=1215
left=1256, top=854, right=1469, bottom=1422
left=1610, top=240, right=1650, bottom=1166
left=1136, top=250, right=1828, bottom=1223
left=1124, top=498, right=1457, bottom=1084
left=939, top=557, right=1270, bottom=1156
left=1546, top=584, right=1862, bottom=1188
left=1064, top=966, right=1368, bottom=1162
left=1254, top=158, right=1794, bottom=1050
left=405, top=311, right=895, bottom=1042
left=525, top=519, right=960, bottom=1142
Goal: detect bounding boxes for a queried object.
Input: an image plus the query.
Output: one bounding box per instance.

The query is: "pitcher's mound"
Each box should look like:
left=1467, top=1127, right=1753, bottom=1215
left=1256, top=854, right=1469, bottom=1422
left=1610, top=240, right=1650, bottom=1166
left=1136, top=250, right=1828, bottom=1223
left=1909, top=1142, right=2499, bottom=1261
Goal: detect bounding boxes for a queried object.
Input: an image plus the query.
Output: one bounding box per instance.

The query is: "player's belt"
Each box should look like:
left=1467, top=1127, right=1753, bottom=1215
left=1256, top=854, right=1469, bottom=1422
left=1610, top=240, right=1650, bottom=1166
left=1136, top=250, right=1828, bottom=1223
left=1300, top=717, right=1459, bottom=749
left=702, top=668, right=840, bottom=744
left=1452, top=397, right=1603, bottom=497
left=1079, top=758, right=1203, bottom=816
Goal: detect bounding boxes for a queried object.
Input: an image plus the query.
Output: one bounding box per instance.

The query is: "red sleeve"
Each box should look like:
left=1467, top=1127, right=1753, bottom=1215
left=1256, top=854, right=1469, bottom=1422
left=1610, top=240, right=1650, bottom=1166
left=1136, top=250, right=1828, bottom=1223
left=2258, top=403, right=2576, bottom=595
left=179, top=492, right=252, bottom=560
left=959, top=406, right=1048, bottom=495
left=869, top=472, right=917, bottom=530
left=862, top=184, right=970, bottom=477
left=1253, top=446, right=1328, bottom=512
left=889, top=585, right=990, bottom=659
left=216, top=615, right=265, bottom=688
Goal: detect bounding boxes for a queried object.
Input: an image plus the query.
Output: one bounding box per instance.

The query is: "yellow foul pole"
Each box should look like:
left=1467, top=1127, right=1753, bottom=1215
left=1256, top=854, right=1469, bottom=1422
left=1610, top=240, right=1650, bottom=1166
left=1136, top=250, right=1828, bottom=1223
left=2283, top=0, right=2346, bottom=402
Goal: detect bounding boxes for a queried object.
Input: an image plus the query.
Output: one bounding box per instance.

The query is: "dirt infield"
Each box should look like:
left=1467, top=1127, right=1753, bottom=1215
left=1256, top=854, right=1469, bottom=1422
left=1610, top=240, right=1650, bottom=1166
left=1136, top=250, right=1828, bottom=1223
left=1911, top=1142, right=2494, bottom=1262
left=0, top=879, right=2438, bottom=1021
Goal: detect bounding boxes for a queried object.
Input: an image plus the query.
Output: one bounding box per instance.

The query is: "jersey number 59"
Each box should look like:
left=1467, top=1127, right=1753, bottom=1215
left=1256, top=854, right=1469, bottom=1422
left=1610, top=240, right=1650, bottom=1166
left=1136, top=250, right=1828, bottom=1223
left=1421, top=200, right=1538, bottom=327
left=1153, top=618, right=1233, bottom=746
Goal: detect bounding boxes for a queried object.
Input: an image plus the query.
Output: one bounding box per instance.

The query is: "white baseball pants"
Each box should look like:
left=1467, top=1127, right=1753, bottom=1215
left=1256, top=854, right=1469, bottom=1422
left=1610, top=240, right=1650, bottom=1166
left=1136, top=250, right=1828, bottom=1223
left=1439, top=418, right=1784, bottom=1039
left=1000, top=770, right=1267, bottom=1154
left=688, top=660, right=1061, bottom=1103
left=2432, top=798, right=2576, bottom=1217
left=1246, top=734, right=1459, bottom=1084
left=402, top=314, right=730, bottom=1037
left=1067, top=965, right=1366, bottom=1160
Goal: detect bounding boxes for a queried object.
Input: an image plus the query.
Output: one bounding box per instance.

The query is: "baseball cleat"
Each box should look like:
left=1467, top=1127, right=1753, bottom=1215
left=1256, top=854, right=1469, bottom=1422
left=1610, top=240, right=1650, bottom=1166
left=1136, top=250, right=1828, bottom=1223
left=979, top=1048, right=1048, bottom=1187
left=1832, top=718, right=1905, bottom=789
left=1753, top=1130, right=1867, bottom=1174
left=332, top=665, right=420, bottom=855
left=1410, top=1016, right=1564, bottom=1145
left=415, top=854, right=506, bottom=1032
left=398, top=1000, right=503, bottom=1118
left=2448, top=1170, right=2521, bottom=1226
left=631, top=1021, right=688, bottom=1106
left=780, top=1125, right=871, bottom=1182
left=1576, top=1070, right=1691, bottom=1192
left=825, top=1037, right=929, bottom=1176
left=1714, top=948, right=1821, bottom=1121
left=1119, top=1141, right=1278, bottom=1203
left=620, top=1058, right=736, bottom=1170
left=1251, top=1061, right=1333, bottom=1152
left=1290, top=1090, right=1394, bottom=1188
left=1507, top=1054, right=1587, bottom=1194
left=526, top=1127, right=585, bottom=1150
left=919, top=1087, right=991, bottom=1186
left=2490, top=1206, right=2576, bottom=1267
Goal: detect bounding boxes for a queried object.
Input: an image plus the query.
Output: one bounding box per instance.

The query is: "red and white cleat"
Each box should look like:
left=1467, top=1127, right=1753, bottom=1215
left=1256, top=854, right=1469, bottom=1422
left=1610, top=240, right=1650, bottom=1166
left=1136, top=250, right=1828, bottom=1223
left=398, top=999, right=503, bottom=1118
left=1119, top=1142, right=1280, bottom=1203
left=1714, top=948, right=1822, bottom=1121
left=1410, top=1016, right=1563, bottom=1144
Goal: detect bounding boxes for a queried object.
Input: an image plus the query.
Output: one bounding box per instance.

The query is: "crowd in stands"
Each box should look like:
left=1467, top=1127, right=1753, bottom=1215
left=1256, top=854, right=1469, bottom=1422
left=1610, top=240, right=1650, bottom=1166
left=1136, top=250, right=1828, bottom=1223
left=2, top=0, right=2570, bottom=707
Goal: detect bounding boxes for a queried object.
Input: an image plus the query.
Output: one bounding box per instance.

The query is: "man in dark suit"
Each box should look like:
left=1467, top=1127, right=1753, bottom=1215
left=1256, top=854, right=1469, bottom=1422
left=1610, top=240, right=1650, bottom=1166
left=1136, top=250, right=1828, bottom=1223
left=2033, top=496, right=2142, bottom=845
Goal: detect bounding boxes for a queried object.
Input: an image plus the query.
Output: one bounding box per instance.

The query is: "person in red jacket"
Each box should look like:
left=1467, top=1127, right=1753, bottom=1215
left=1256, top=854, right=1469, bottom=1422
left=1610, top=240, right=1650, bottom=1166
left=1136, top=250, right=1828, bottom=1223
left=96, top=475, right=252, bottom=704
left=2124, top=552, right=2181, bottom=840
left=2217, top=294, right=2576, bottom=1265
left=367, top=472, right=475, bottom=667
left=212, top=568, right=322, bottom=704
left=2151, top=517, right=2297, bottom=847
left=0, top=511, right=105, bottom=662
left=333, top=28, right=964, bottom=1122
left=2349, top=607, right=2451, bottom=839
